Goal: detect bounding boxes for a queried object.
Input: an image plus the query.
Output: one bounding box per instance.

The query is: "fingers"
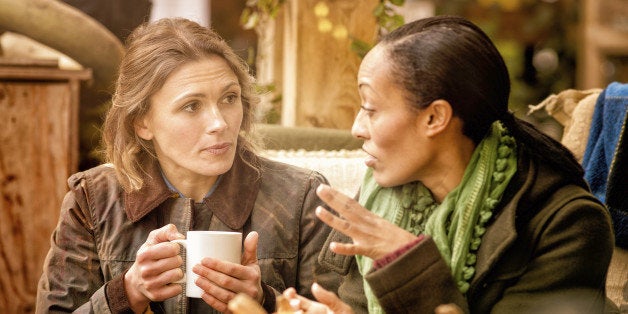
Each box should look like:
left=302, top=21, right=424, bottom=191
left=435, top=304, right=464, bottom=314
left=282, top=287, right=315, bottom=311
left=315, top=206, right=352, bottom=233
left=328, top=241, right=360, bottom=256
left=126, top=225, right=186, bottom=304
left=242, top=231, right=259, bottom=266
left=282, top=287, right=297, bottom=299
left=145, top=224, right=185, bottom=246
left=315, top=185, right=376, bottom=235
left=311, top=283, right=342, bottom=308
left=137, top=241, right=181, bottom=263
left=315, top=203, right=368, bottom=257
left=316, top=185, right=362, bottom=219
left=193, top=258, right=262, bottom=306
left=200, top=289, right=232, bottom=312
left=137, top=251, right=183, bottom=278
left=228, top=293, right=266, bottom=314
left=194, top=259, right=245, bottom=286
left=195, top=269, right=236, bottom=312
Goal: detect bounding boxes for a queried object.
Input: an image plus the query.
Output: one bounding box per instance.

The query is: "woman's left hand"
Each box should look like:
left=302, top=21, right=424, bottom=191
left=282, top=283, right=354, bottom=314
left=316, top=184, right=418, bottom=260
left=192, top=231, right=263, bottom=312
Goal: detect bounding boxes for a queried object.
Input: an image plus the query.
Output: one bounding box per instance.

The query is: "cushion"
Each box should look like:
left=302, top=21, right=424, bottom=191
left=261, top=149, right=367, bottom=197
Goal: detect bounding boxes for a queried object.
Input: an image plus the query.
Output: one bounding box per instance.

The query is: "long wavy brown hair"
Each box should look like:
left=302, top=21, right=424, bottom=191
left=102, top=17, right=261, bottom=192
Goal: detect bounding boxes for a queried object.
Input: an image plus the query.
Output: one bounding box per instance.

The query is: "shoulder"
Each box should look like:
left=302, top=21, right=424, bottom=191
left=513, top=154, right=611, bottom=239
left=68, top=164, right=117, bottom=187
left=512, top=149, right=602, bottom=210
left=252, top=157, right=328, bottom=216
left=66, top=164, right=122, bottom=204
left=257, top=156, right=329, bottom=186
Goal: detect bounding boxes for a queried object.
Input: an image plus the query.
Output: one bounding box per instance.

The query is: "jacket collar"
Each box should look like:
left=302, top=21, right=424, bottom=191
left=124, top=151, right=260, bottom=229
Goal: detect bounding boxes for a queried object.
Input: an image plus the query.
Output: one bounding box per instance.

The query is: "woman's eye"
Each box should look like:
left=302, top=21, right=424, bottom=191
left=183, top=101, right=199, bottom=112
left=360, top=105, right=375, bottom=115
left=223, top=93, right=240, bottom=105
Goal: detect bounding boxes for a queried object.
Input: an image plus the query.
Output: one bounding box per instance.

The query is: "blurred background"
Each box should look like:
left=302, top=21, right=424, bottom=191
left=3, top=0, right=627, bottom=169
left=0, top=1, right=627, bottom=312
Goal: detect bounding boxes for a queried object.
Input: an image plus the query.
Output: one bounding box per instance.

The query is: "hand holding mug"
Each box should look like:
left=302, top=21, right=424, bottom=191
left=124, top=224, right=186, bottom=313
left=191, top=231, right=263, bottom=312
left=171, top=230, right=242, bottom=298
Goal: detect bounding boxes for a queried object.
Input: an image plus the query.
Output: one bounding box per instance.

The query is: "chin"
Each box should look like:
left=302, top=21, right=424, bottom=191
left=372, top=172, right=395, bottom=188
left=199, top=157, right=235, bottom=177
left=373, top=171, right=410, bottom=188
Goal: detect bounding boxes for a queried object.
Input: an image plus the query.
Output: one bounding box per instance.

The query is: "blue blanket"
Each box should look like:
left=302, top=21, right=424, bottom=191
left=582, top=82, right=628, bottom=248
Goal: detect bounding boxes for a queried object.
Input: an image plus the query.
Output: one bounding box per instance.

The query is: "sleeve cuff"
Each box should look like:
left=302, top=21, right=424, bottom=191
left=261, top=281, right=278, bottom=312
left=373, top=235, right=425, bottom=270
left=105, top=270, right=134, bottom=314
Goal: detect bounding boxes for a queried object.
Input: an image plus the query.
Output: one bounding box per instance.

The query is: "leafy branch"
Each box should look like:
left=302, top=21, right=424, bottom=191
left=240, top=0, right=286, bottom=30
left=374, top=0, right=406, bottom=34
left=240, top=0, right=405, bottom=37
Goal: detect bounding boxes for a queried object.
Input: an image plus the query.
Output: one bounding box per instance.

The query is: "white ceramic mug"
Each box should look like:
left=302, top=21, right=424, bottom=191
left=172, top=231, right=242, bottom=298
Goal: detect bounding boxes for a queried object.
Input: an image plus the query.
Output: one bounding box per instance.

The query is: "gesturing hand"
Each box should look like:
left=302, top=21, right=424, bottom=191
left=315, top=184, right=418, bottom=260
left=282, top=283, right=354, bottom=314
left=124, top=224, right=186, bottom=313
left=193, top=231, right=263, bottom=313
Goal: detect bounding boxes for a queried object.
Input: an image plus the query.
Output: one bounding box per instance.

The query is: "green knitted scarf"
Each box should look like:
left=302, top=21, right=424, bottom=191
left=356, top=121, right=517, bottom=314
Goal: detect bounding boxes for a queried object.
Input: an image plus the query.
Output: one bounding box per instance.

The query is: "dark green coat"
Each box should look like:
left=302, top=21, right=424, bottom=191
left=319, top=149, right=614, bottom=314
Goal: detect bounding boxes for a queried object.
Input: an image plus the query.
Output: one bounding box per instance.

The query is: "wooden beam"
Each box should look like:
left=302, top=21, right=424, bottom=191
left=264, top=0, right=378, bottom=129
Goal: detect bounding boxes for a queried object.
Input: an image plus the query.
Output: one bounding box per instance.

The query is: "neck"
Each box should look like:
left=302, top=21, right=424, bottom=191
left=423, top=136, right=476, bottom=203
left=161, top=167, right=219, bottom=202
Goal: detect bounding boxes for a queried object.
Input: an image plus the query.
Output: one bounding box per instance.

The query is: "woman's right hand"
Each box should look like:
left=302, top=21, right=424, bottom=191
left=282, top=283, right=354, bottom=314
left=124, top=224, right=186, bottom=313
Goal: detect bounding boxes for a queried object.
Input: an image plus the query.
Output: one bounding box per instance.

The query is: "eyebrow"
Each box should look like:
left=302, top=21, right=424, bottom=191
left=172, top=81, right=241, bottom=103
left=222, top=81, right=241, bottom=93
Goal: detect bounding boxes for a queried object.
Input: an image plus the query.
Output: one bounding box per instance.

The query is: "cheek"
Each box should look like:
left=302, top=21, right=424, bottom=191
left=372, top=122, right=403, bottom=153
left=230, top=110, right=244, bottom=130
left=230, top=104, right=244, bottom=128
left=152, top=119, right=198, bottom=147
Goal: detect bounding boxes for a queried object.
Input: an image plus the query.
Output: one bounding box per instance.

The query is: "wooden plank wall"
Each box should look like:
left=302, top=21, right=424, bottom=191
left=0, top=66, right=90, bottom=313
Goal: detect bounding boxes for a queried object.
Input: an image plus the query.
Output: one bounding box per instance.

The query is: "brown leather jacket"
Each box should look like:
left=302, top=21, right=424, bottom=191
left=319, top=149, right=614, bottom=314
left=36, top=153, right=340, bottom=313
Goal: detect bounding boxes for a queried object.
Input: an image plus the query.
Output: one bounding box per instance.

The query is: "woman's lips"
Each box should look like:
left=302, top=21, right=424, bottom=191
left=202, top=143, right=231, bottom=155
left=363, top=149, right=376, bottom=167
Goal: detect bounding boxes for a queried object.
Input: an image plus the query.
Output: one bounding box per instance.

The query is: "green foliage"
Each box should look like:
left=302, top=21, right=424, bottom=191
left=240, top=0, right=286, bottom=30
left=350, top=0, right=406, bottom=58
left=349, top=37, right=374, bottom=59
left=373, top=0, right=406, bottom=33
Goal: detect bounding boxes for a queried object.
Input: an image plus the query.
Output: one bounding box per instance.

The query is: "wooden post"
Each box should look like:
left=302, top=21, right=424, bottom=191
left=0, top=60, right=91, bottom=313
left=257, top=0, right=379, bottom=129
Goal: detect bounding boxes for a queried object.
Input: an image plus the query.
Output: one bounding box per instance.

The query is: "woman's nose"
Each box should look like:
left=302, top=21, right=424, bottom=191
left=351, top=111, right=368, bottom=140
left=205, top=106, right=227, bottom=133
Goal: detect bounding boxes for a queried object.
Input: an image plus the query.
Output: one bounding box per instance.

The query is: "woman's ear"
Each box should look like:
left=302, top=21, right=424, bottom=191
left=423, top=99, right=453, bottom=137
left=135, top=117, right=153, bottom=141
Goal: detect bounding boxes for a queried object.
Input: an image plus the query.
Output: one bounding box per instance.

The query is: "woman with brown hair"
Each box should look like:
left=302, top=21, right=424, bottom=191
left=36, top=18, right=338, bottom=313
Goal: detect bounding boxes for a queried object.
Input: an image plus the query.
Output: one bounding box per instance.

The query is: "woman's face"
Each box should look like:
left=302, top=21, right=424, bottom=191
left=352, top=45, right=432, bottom=187
left=136, top=55, right=243, bottom=183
